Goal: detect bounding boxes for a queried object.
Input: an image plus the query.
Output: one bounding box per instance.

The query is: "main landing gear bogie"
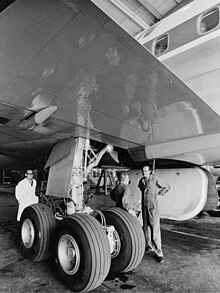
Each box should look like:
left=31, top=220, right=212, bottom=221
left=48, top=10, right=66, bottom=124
left=19, top=204, right=145, bottom=292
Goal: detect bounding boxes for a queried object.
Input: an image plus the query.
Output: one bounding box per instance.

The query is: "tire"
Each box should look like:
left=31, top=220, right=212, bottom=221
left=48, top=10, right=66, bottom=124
left=102, top=207, right=145, bottom=273
left=19, top=203, right=56, bottom=261
left=53, top=214, right=111, bottom=292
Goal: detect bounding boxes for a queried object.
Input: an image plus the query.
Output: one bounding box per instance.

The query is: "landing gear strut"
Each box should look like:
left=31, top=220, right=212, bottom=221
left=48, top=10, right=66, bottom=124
left=19, top=137, right=145, bottom=292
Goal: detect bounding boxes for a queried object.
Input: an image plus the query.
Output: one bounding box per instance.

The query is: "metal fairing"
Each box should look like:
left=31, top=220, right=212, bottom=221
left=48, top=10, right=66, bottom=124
left=1, top=0, right=220, bottom=167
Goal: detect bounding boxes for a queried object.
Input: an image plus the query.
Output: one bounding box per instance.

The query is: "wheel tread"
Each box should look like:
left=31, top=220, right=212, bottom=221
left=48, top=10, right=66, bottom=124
left=104, top=207, right=145, bottom=272
left=54, top=213, right=111, bottom=292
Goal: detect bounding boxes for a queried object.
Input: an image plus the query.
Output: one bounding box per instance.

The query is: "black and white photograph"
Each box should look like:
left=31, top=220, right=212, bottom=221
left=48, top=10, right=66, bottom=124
left=0, top=0, right=220, bottom=292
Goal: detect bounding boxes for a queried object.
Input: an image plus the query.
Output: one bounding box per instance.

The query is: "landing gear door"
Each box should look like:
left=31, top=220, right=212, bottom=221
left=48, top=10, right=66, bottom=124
left=45, top=138, right=76, bottom=198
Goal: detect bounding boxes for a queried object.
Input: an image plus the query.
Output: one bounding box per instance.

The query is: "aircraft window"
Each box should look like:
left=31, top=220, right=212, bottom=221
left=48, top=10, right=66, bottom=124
left=199, top=7, right=219, bottom=34
left=153, top=34, right=168, bottom=56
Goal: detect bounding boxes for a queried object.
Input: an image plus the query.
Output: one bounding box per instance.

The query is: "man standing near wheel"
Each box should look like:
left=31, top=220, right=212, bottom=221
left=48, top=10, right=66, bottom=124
left=110, top=172, right=140, bottom=217
left=15, top=169, right=38, bottom=221
left=138, top=164, right=170, bottom=264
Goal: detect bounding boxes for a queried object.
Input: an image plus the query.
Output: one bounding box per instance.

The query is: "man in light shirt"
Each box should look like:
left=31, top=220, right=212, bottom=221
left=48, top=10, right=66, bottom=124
left=15, top=170, right=38, bottom=221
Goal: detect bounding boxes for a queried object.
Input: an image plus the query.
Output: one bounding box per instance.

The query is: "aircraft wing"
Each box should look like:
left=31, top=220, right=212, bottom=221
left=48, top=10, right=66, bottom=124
left=1, top=0, right=220, bottom=168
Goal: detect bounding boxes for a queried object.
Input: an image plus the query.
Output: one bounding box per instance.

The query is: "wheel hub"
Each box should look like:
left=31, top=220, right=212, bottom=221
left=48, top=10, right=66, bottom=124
left=21, top=218, right=35, bottom=248
left=58, top=234, right=80, bottom=275
left=106, top=225, right=121, bottom=258
left=67, top=247, right=76, bottom=258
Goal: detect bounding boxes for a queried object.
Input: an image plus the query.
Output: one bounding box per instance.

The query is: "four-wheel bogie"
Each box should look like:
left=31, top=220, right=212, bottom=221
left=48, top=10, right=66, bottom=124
left=19, top=203, right=144, bottom=292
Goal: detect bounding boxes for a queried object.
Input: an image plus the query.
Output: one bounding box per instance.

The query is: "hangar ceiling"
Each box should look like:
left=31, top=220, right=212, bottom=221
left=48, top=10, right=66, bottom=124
left=92, top=0, right=194, bottom=38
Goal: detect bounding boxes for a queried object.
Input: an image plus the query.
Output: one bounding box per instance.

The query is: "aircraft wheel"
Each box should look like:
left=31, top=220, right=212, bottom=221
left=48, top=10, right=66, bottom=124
left=53, top=214, right=111, bottom=292
left=19, top=203, right=56, bottom=261
left=102, top=207, right=145, bottom=273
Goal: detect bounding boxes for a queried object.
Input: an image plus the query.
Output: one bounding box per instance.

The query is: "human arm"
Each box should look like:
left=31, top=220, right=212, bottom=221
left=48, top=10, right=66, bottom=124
left=15, top=181, right=24, bottom=203
left=122, top=186, right=136, bottom=216
left=156, top=177, right=170, bottom=196
left=138, top=178, right=144, bottom=192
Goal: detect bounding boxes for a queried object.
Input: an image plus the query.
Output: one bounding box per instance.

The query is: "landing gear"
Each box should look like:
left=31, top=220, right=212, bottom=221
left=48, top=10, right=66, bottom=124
left=53, top=214, right=111, bottom=292
left=18, top=137, right=145, bottom=292
left=19, top=203, right=56, bottom=261
left=98, top=207, right=145, bottom=273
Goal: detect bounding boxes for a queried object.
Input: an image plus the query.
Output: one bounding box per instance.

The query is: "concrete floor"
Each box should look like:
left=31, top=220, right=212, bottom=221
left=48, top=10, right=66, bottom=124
left=0, top=186, right=220, bottom=292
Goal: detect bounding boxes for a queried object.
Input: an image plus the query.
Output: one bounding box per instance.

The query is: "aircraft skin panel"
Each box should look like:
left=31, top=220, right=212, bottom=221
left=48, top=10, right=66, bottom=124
left=0, top=0, right=75, bottom=94
left=1, top=0, right=220, bottom=166
left=160, top=35, right=220, bottom=115
left=143, top=133, right=220, bottom=165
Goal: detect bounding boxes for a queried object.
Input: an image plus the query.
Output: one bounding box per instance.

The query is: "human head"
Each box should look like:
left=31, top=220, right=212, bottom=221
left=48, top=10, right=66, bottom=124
left=118, top=172, right=129, bottom=185
left=142, top=165, right=151, bottom=179
left=25, top=170, right=34, bottom=178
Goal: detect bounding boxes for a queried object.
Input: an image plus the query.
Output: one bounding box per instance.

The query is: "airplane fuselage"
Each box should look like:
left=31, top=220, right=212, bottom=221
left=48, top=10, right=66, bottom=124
left=139, top=0, right=220, bottom=115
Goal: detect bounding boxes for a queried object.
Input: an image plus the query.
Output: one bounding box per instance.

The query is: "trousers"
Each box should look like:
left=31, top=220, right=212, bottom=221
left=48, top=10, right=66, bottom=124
left=142, top=197, right=163, bottom=257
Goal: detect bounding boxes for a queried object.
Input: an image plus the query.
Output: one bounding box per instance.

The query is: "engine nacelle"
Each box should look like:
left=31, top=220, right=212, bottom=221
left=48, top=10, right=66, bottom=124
left=128, top=167, right=218, bottom=221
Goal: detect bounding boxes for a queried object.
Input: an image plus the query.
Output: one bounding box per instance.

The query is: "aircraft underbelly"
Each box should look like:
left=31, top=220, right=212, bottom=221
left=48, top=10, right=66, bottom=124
left=1, top=0, right=220, bottom=165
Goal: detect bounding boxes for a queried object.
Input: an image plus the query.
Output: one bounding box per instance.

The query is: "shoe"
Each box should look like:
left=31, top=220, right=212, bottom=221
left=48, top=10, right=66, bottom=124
left=155, top=255, right=164, bottom=263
